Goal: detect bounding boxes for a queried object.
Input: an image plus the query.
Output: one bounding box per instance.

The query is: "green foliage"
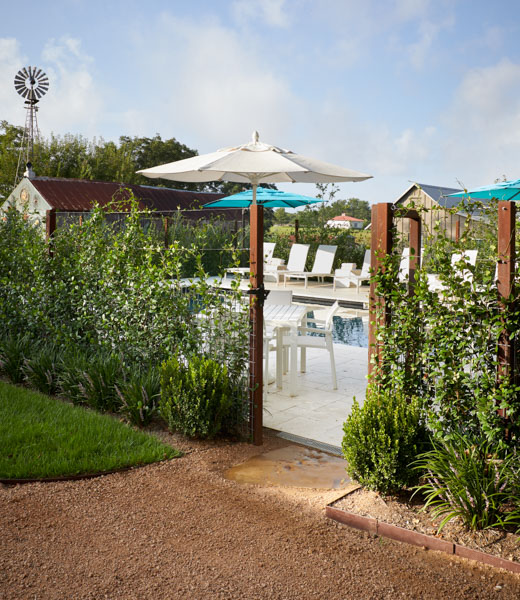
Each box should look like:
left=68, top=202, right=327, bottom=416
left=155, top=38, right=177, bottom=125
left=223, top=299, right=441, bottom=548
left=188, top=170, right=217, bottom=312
left=342, top=391, right=428, bottom=495
left=116, top=367, right=161, bottom=427
left=160, top=354, right=232, bottom=439
left=22, top=342, right=63, bottom=395
left=0, top=197, right=249, bottom=433
left=0, top=380, right=179, bottom=479
left=0, top=334, right=34, bottom=384
left=76, top=353, right=124, bottom=412
left=370, top=200, right=520, bottom=448
left=413, top=434, right=520, bottom=532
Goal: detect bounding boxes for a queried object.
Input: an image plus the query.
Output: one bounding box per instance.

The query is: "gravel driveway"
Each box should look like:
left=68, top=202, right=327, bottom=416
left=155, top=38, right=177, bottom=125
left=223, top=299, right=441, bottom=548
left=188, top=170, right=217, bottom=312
left=1, top=429, right=519, bottom=599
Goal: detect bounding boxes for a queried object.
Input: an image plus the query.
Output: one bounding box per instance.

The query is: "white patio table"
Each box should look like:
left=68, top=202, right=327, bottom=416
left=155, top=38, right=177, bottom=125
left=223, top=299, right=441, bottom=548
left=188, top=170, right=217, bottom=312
left=264, top=303, right=308, bottom=396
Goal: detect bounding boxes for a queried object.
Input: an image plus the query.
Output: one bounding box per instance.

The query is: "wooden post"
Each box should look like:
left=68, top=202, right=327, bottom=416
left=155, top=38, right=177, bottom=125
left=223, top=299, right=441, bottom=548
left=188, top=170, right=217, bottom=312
left=455, top=219, right=460, bottom=242
left=249, top=203, right=264, bottom=445
left=497, top=201, right=515, bottom=426
left=46, top=209, right=56, bottom=256
left=294, top=219, right=299, bottom=243
left=368, top=203, right=393, bottom=378
left=164, top=216, right=169, bottom=248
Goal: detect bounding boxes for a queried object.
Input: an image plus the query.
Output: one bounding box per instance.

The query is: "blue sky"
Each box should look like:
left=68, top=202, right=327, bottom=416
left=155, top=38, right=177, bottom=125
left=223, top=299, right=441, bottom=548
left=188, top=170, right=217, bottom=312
left=2, top=0, right=520, bottom=205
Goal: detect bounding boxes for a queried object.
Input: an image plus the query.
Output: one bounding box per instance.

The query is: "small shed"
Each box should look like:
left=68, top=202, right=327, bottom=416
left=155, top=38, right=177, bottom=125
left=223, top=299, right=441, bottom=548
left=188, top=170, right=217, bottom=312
left=393, top=183, right=471, bottom=241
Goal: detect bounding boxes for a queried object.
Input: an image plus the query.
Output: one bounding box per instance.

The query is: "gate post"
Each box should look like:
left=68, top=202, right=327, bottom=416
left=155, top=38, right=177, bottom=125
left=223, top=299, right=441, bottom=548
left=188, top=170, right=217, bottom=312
left=368, top=203, right=393, bottom=377
left=46, top=209, right=56, bottom=256
left=249, top=203, right=264, bottom=445
left=497, top=201, right=515, bottom=426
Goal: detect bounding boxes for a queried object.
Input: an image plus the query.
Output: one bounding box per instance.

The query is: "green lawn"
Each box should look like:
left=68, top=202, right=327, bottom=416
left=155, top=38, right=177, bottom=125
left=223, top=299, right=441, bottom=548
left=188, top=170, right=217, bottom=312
left=0, top=381, right=180, bottom=480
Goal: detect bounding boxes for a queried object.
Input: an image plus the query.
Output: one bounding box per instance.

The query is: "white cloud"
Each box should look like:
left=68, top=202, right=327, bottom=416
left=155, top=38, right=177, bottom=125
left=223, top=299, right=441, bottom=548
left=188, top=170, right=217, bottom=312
left=132, top=15, right=302, bottom=150
left=0, top=38, right=28, bottom=127
left=232, top=0, right=289, bottom=28
left=442, top=59, right=520, bottom=184
left=40, top=37, right=104, bottom=138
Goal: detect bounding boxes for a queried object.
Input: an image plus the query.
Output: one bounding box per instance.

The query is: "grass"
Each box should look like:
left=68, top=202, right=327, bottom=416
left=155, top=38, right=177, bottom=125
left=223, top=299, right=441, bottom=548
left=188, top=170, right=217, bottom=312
left=0, top=381, right=180, bottom=479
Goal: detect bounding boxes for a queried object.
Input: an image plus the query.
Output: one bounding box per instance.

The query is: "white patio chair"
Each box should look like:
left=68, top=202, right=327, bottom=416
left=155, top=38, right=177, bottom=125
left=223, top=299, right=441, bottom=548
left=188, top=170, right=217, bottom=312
left=349, top=249, right=371, bottom=292
left=282, top=244, right=337, bottom=288
left=285, top=301, right=340, bottom=390
left=427, top=250, right=478, bottom=292
left=333, top=262, right=356, bottom=290
left=268, top=243, right=310, bottom=284
left=263, top=290, right=293, bottom=398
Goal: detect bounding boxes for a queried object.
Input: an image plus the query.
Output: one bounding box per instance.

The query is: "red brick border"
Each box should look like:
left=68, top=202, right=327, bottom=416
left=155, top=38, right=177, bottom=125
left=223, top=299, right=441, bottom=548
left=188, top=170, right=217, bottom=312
left=326, top=500, right=520, bottom=575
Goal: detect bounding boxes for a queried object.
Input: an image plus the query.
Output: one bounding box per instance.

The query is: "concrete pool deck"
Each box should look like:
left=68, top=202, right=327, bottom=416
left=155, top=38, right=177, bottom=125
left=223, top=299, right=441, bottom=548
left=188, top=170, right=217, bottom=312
left=263, top=343, right=368, bottom=451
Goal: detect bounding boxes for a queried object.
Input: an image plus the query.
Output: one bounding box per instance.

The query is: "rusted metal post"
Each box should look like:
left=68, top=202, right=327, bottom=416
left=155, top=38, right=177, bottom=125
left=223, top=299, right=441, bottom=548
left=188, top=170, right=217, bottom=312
left=497, top=201, right=515, bottom=426
left=249, top=203, right=264, bottom=445
left=164, top=216, right=169, bottom=248
left=294, top=219, right=299, bottom=243
left=368, top=203, right=393, bottom=378
left=46, top=209, right=56, bottom=256
left=79, top=214, right=83, bottom=227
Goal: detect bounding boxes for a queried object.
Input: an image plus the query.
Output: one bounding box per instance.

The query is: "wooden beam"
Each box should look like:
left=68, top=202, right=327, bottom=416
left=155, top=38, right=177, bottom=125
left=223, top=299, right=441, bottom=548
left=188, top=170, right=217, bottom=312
left=249, top=203, right=264, bottom=445
left=368, top=203, right=393, bottom=378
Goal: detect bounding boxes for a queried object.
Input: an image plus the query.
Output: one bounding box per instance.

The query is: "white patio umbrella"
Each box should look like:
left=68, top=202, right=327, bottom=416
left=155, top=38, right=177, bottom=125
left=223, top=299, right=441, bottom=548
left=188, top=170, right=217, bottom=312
left=137, top=131, right=372, bottom=444
left=137, top=131, right=372, bottom=204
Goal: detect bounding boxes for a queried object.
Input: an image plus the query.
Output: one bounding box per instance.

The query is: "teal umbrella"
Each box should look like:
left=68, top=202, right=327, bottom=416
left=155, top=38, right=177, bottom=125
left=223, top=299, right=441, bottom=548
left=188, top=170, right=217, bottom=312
left=449, top=180, right=520, bottom=202
left=203, top=186, right=325, bottom=208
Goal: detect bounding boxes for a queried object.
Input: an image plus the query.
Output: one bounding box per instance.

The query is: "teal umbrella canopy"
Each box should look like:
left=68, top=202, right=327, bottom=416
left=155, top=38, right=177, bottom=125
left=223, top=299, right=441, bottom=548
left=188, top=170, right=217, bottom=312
left=449, top=180, right=520, bottom=202
left=203, top=186, right=325, bottom=208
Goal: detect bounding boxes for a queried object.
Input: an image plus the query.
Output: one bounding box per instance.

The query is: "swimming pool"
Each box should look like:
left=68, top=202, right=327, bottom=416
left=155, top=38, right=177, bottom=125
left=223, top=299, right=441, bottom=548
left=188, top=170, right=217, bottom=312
left=332, top=316, right=369, bottom=347
left=306, top=312, right=369, bottom=347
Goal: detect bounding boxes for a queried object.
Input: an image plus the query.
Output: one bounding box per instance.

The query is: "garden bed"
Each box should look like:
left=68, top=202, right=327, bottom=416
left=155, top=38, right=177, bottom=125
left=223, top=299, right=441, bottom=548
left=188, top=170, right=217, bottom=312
left=327, top=487, right=520, bottom=574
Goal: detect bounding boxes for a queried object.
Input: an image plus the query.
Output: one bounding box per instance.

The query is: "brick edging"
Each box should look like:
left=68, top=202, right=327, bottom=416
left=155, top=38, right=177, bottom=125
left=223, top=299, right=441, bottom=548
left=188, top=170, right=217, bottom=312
left=326, top=504, right=520, bottom=575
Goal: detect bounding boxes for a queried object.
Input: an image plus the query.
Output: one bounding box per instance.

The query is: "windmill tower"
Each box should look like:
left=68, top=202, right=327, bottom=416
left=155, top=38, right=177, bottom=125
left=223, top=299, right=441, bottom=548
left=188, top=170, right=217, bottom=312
left=13, top=66, right=49, bottom=183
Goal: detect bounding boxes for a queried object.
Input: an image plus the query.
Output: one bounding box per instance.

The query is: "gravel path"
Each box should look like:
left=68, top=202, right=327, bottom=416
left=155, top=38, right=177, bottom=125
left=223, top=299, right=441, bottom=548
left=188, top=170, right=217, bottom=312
left=1, top=429, right=520, bottom=599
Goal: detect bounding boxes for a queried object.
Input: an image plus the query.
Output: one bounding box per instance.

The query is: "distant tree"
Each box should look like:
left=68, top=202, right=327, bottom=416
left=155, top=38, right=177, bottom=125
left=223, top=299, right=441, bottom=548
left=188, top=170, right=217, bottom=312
left=0, top=124, right=254, bottom=197
left=295, top=183, right=370, bottom=227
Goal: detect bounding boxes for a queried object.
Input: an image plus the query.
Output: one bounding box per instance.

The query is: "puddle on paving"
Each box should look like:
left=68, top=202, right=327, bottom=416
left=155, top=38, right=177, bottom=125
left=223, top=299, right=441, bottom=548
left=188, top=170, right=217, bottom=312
left=224, top=445, right=351, bottom=489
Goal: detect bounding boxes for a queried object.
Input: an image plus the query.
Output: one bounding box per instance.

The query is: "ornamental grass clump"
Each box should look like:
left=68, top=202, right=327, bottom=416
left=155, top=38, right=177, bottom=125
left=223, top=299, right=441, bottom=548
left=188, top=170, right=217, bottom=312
left=116, top=367, right=160, bottom=427
left=342, top=390, right=428, bottom=495
left=412, top=434, right=520, bottom=533
left=160, top=354, right=232, bottom=439
left=0, top=334, right=33, bottom=384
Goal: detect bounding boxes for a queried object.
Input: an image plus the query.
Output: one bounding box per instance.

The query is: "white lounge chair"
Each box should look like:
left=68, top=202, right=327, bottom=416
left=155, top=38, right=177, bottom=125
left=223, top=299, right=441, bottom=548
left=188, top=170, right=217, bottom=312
left=427, top=250, right=478, bottom=292
left=349, top=249, right=371, bottom=292
left=282, top=244, right=337, bottom=288
left=226, top=242, right=276, bottom=277
left=333, top=262, right=356, bottom=290
left=267, top=243, right=310, bottom=284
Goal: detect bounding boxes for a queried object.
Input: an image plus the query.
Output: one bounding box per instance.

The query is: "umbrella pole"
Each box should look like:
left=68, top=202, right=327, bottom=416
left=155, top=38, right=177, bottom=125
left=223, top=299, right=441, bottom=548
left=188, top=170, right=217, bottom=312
left=249, top=184, right=264, bottom=445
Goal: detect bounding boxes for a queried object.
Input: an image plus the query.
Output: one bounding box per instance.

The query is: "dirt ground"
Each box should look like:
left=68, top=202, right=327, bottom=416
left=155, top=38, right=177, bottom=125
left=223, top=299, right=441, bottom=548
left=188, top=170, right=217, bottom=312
left=2, top=429, right=520, bottom=600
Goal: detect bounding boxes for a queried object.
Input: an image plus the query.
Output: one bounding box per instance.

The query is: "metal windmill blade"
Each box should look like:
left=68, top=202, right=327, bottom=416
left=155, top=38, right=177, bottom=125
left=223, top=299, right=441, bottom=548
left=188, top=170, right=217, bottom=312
left=14, top=66, right=49, bottom=104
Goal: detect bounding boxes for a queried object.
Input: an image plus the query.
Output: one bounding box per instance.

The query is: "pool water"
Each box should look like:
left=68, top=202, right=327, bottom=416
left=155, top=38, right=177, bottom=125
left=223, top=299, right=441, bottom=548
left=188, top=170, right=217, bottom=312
left=332, top=316, right=369, bottom=347
left=306, top=313, right=369, bottom=347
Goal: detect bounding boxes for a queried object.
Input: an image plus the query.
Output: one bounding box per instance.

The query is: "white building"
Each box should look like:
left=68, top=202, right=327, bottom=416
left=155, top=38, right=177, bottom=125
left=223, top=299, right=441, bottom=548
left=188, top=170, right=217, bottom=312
left=326, top=213, right=364, bottom=230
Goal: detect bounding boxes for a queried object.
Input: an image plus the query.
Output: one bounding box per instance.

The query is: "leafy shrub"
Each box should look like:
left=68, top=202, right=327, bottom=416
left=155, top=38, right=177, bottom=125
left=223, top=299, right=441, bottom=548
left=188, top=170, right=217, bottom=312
left=116, top=367, right=160, bottom=426
left=23, top=342, right=63, bottom=395
left=0, top=334, right=33, bottom=384
left=342, top=390, right=428, bottom=495
left=413, top=434, right=520, bottom=532
left=160, top=354, right=232, bottom=438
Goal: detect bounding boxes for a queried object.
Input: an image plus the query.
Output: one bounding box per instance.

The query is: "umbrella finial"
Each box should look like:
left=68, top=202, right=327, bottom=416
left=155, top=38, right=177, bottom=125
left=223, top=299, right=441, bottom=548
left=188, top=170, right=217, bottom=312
left=252, top=130, right=259, bottom=143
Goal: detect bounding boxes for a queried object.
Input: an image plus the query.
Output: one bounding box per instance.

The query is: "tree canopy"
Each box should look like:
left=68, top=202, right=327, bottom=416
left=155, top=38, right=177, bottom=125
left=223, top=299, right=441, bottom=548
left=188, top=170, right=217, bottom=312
left=0, top=121, right=247, bottom=199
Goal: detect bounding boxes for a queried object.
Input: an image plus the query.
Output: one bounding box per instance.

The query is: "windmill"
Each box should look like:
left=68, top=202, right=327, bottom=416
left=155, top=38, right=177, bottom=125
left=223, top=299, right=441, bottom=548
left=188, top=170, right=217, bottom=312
left=13, top=66, right=49, bottom=183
